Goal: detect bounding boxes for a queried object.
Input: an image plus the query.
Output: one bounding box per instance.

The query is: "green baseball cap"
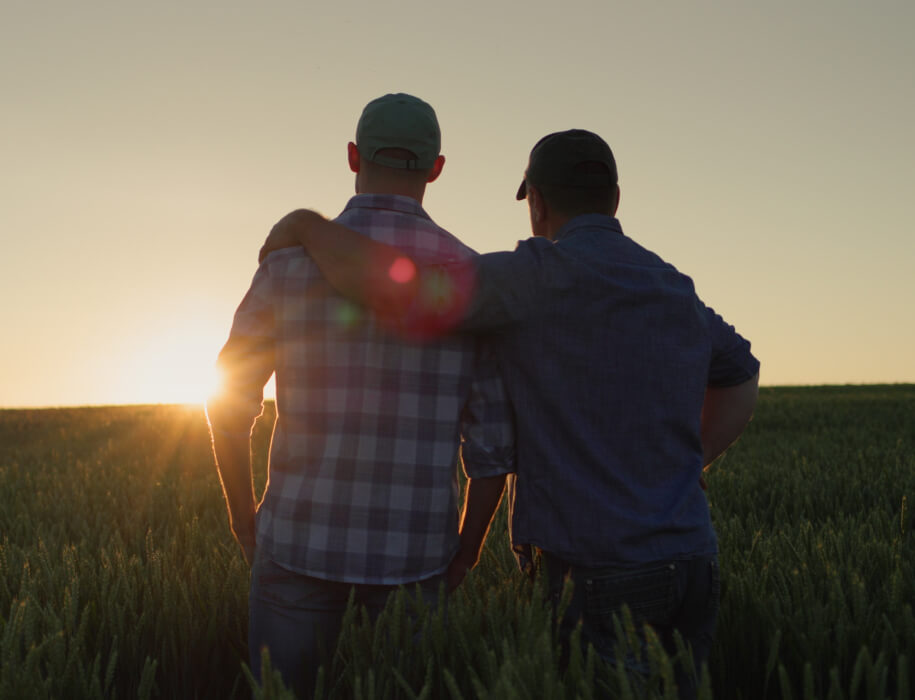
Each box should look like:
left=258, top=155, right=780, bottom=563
left=355, top=93, right=441, bottom=170
left=516, top=129, right=618, bottom=200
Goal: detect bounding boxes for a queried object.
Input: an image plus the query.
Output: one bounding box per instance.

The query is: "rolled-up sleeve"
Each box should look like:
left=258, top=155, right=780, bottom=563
left=206, top=263, right=276, bottom=434
left=703, top=304, right=760, bottom=387
left=459, top=340, right=516, bottom=479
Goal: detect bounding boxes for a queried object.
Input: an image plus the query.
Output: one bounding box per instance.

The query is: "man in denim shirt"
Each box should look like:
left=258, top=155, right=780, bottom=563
left=261, top=129, right=760, bottom=695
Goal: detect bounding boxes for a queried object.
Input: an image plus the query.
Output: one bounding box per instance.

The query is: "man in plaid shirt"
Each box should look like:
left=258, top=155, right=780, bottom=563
left=206, top=94, right=515, bottom=697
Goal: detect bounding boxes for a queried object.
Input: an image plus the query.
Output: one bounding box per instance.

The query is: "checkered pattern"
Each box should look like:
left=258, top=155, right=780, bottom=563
left=215, top=195, right=515, bottom=584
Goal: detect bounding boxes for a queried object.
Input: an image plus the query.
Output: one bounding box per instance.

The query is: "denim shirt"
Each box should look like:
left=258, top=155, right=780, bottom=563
left=462, top=214, right=760, bottom=568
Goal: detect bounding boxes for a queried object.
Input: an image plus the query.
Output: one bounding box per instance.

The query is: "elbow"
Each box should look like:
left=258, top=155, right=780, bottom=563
left=745, top=371, right=761, bottom=418
left=206, top=393, right=261, bottom=436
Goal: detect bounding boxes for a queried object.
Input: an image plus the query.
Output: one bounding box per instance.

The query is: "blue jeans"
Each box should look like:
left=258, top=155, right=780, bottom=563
left=248, top=550, right=445, bottom=699
left=543, top=552, right=719, bottom=699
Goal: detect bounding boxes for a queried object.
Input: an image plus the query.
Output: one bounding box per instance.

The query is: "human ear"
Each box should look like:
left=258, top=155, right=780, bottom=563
left=529, top=186, right=546, bottom=222
left=427, top=154, right=446, bottom=183
left=347, top=142, right=361, bottom=173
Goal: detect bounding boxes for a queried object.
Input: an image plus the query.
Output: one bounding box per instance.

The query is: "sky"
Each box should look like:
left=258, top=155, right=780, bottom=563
left=2, top=1, right=913, bottom=408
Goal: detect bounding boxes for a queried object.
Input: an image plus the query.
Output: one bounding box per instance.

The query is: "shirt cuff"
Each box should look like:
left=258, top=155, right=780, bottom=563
left=461, top=444, right=516, bottom=479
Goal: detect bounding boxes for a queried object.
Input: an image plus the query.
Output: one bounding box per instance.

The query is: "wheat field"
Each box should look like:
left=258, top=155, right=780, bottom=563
left=1, top=385, right=913, bottom=698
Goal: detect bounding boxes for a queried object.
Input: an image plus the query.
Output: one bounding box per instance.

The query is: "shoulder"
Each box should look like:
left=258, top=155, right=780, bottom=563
left=351, top=210, right=478, bottom=263
left=423, top=221, right=479, bottom=259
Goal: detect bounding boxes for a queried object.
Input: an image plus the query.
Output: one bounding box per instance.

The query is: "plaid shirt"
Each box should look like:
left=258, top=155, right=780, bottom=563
left=214, top=194, right=515, bottom=584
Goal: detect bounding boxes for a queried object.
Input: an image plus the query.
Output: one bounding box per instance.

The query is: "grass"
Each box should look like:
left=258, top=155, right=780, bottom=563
left=0, top=384, right=913, bottom=698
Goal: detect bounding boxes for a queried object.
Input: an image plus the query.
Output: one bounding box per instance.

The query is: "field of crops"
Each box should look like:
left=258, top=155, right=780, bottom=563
left=1, top=385, right=913, bottom=699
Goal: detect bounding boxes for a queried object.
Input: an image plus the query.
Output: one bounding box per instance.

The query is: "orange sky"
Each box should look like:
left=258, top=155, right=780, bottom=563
left=2, top=2, right=913, bottom=407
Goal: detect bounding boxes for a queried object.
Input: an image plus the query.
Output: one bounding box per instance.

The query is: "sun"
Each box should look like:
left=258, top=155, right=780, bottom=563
left=111, top=322, right=225, bottom=405
left=175, top=356, right=224, bottom=405
left=109, top=318, right=277, bottom=407
left=124, top=339, right=223, bottom=405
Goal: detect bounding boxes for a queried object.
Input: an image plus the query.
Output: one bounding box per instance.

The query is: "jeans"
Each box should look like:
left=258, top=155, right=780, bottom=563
left=248, top=550, right=446, bottom=699
left=543, top=552, right=720, bottom=700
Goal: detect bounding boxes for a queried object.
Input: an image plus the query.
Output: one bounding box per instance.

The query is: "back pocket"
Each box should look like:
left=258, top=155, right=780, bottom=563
left=582, top=562, right=679, bottom=631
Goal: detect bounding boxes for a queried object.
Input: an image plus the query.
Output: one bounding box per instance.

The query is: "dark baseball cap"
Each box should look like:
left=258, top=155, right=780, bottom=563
left=516, top=129, right=618, bottom=200
left=355, top=93, right=441, bottom=170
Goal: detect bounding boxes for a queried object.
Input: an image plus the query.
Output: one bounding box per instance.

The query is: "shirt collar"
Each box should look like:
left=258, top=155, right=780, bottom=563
left=342, top=193, right=432, bottom=221
left=552, top=213, right=623, bottom=242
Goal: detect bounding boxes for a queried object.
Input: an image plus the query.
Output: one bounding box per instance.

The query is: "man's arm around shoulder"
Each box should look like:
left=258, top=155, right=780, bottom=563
left=260, top=209, right=560, bottom=334
left=260, top=209, right=421, bottom=317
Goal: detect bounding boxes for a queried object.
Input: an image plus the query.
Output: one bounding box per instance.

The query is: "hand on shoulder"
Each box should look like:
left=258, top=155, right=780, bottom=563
left=259, top=209, right=327, bottom=263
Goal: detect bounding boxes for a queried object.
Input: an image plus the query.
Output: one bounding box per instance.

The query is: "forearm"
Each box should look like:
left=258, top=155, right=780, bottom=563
left=701, top=372, right=760, bottom=467
left=265, top=209, right=419, bottom=315
left=457, top=474, right=507, bottom=565
left=210, top=428, right=257, bottom=539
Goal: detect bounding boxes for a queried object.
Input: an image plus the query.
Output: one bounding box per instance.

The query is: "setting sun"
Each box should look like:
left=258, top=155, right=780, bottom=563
left=125, top=336, right=223, bottom=405
left=110, top=322, right=276, bottom=406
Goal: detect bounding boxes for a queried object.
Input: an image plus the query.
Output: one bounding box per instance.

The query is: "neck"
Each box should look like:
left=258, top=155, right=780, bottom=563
left=357, top=183, right=425, bottom=202
left=542, top=214, right=572, bottom=241
left=356, top=171, right=427, bottom=203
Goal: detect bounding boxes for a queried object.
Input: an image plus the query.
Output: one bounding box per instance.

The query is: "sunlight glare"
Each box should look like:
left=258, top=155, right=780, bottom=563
left=115, top=324, right=234, bottom=405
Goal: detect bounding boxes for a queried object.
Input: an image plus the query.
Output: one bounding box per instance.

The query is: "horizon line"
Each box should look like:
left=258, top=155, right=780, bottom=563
left=3, top=382, right=914, bottom=411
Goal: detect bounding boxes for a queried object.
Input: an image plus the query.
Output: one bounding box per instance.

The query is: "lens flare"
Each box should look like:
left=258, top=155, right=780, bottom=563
left=388, top=256, right=416, bottom=284
left=335, top=300, right=363, bottom=328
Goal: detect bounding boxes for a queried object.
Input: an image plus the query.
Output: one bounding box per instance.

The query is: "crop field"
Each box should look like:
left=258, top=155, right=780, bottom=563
left=1, top=385, right=913, bottom=699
